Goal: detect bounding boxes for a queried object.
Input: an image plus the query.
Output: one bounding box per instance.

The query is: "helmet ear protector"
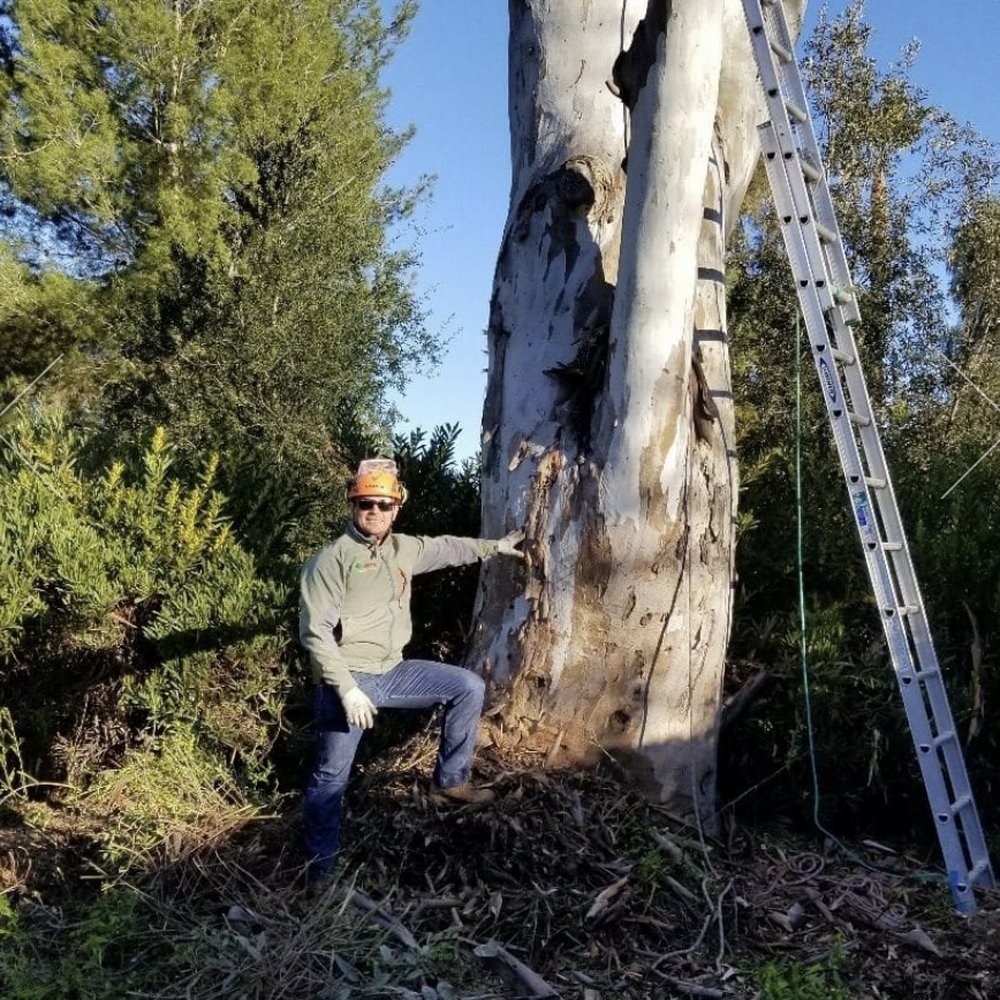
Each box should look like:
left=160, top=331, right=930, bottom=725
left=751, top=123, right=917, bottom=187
left=346, top=458, right=407, bottom=505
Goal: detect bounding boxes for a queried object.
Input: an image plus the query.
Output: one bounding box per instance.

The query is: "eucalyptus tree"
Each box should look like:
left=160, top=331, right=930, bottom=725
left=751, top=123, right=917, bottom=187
left=949, top=196, right=1000, bottom=395
left=467, top=0, right=804, bottom=824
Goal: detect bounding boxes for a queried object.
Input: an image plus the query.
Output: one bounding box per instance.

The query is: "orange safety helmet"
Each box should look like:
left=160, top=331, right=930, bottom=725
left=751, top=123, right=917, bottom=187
left=347, top=458, right=407, bottom=504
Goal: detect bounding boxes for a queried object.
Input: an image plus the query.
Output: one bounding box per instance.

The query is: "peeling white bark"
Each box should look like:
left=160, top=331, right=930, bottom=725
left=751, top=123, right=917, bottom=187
left=599, top=0, right=724, bottom=525
left=470, top=0, right=805, bottom=825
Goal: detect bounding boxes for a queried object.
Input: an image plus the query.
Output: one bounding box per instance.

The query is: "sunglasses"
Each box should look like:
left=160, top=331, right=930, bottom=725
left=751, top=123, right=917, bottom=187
left=355, top=499, right=396, bottom=512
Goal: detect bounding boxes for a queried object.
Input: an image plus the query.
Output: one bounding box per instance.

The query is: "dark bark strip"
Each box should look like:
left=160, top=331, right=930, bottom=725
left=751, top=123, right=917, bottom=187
left=611, top=0, right=671, bottom=113
left=543, top=273, right=614, bottom=452
left=512, top=162, right=597, bottom=243
left=482, top=298, right=510, bottom=476
left=691, top=353, right=720, bottom=442
left=695, top=328, right=728, bottom=344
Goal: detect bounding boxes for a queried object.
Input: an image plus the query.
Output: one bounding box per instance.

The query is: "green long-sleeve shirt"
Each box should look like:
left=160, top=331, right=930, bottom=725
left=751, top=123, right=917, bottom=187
left=299, top=522, right=500, bottom=694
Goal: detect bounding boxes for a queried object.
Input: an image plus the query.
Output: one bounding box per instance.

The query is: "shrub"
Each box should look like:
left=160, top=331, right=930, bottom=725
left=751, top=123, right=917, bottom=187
left=0, top=406, right=292, bottom=791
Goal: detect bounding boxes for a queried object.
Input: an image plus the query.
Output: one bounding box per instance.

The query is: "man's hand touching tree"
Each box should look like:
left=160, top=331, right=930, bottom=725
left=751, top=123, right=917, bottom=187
left=497, top=529, right=527, bottom=559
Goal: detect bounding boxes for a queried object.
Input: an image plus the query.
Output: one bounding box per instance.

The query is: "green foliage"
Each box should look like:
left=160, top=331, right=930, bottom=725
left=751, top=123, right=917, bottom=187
left=0, top=0, right=434, bottom=557
left=0, top=706, right=26, bottom=804
left=889, top=194, right=1000, bottom=802
left=727, top=3, right=1000, bottom=834
left=803, top=0, right=995, bottom=395
left=0, top=405, right=290, bottom=789
left=84, top=727, right=257, bottom=870
left=950, top=196, right=1000, bottom=361
left=0, top=887, right=160, bottom=1000
left=756, top=941, right=851, bottom=1000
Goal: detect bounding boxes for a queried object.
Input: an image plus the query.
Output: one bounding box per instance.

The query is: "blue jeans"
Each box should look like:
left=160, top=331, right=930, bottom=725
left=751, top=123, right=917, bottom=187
left=302, top=660, right=486, bottom=878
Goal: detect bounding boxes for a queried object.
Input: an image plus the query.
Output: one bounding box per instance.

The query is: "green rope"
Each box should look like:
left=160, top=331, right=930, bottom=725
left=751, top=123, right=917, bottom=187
left=794, top=314, right=949, bottom=891
left=795, top=311, right=822, bottom=830
left=794, top=313, right=890, bottom=873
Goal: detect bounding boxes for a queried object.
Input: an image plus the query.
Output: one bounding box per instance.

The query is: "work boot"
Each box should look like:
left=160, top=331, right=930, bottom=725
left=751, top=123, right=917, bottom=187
left=430, top=782, right=496, bottom=806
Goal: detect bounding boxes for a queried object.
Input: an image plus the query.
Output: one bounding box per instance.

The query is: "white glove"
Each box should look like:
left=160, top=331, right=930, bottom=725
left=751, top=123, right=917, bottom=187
left=342, top=687, right=377, bottom=730
left=496, top=528, right=526, bottom=559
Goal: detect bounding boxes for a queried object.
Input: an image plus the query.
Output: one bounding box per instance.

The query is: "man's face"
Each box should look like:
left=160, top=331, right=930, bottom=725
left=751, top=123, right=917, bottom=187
left=352, top=497, right=399, bottom=540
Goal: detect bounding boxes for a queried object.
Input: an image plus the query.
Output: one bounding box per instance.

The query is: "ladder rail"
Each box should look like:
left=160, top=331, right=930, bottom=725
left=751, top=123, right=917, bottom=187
left=748, top=6, right=966, bottom=774
left=743, top=0, right=995, bottom=912
left=750, top=0, right=858, bottom=320
left=759, top=121, right=995, bottom=913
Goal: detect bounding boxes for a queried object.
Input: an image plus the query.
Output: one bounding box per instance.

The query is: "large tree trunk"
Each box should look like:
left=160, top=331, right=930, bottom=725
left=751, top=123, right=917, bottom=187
left=469, top=0, right=803, bottom=825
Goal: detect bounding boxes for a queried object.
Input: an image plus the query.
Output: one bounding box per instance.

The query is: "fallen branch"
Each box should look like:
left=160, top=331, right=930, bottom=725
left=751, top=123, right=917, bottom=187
left=665, top=875, right=700, bottom=905
left=650, top=972, right=727, bottom=998
left=720, top=669, right=774, bottom=733
left=469, top=939, right=558, bottom=997
left=347, top=888, right=419, bottom=949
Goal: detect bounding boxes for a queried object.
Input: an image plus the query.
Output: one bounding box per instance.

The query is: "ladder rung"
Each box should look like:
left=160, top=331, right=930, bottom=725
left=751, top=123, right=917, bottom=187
left=799, top=156, right=821, bottom=183
left=768, top=38, right=792, bottom=63
left=831, top=347, right=855, bottom=365
left=864, top=476, right=886, bottom=489
left=815, top=220, right=836, bottom=244
left=785, top=98, right=807, bottom=123
left=949, top=794, right=973, bottom=817
left=770, top=38, right=792, bottom=63
left=886, top=604, right=923, bottom=618
left=848, top=411, right=871, bottom=427
left=899, top=667, right=941, bottom=686
left=969, top=859, right=991, bottom=884
left=918, top=731, right=956, bottom=753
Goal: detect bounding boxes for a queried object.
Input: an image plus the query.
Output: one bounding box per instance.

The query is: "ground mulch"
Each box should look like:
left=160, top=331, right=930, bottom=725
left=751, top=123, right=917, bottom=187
left=2, top=728, right=998, bottom=998
left=330, top=732, right=1000, bottom=998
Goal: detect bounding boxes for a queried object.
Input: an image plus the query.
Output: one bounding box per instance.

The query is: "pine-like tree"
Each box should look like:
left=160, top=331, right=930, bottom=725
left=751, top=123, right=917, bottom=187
left=0, top=0, right=432, bottom=547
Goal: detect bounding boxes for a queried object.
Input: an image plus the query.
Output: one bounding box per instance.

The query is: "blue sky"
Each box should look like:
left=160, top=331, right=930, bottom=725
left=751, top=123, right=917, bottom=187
left=383, top=1, right=999, bottom=462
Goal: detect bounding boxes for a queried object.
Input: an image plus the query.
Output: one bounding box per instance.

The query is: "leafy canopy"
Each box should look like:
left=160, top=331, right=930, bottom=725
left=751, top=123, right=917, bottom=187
left=0, top=0, right=433, bottom=550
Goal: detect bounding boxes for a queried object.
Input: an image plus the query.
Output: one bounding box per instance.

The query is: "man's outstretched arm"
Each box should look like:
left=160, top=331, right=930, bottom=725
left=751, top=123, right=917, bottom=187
left=411, top=529, right=526, bottom=575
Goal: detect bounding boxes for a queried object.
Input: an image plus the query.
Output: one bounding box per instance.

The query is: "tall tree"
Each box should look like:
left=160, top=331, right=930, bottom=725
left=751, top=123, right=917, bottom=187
left=0, top=0, right=431, bottom=547
left=466, top=0, right=803, bottom=824
left=948, top=196, right=1000, bottom=382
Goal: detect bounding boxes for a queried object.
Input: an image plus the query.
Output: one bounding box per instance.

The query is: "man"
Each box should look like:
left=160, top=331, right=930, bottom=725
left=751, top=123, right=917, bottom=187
left=298, top=458, right=524, bottom=880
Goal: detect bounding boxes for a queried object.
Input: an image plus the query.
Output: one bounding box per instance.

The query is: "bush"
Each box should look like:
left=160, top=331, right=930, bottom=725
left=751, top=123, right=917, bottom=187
left=0, top=406, right=292, bottom=791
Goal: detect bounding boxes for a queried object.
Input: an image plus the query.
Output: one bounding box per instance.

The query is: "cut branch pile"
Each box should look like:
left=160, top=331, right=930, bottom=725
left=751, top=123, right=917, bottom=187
left=3, top=727, right=999, bottom=998
left=327, top=731, right=1000, bottom=998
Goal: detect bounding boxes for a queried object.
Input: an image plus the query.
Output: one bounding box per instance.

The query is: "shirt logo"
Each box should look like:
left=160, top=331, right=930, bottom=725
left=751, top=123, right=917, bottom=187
left=352, top=560, right=378, bottom=572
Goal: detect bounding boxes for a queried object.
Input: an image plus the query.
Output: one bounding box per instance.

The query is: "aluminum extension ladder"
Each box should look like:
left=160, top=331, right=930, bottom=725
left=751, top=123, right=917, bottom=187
left=740, top=0, right=995, bottom=913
